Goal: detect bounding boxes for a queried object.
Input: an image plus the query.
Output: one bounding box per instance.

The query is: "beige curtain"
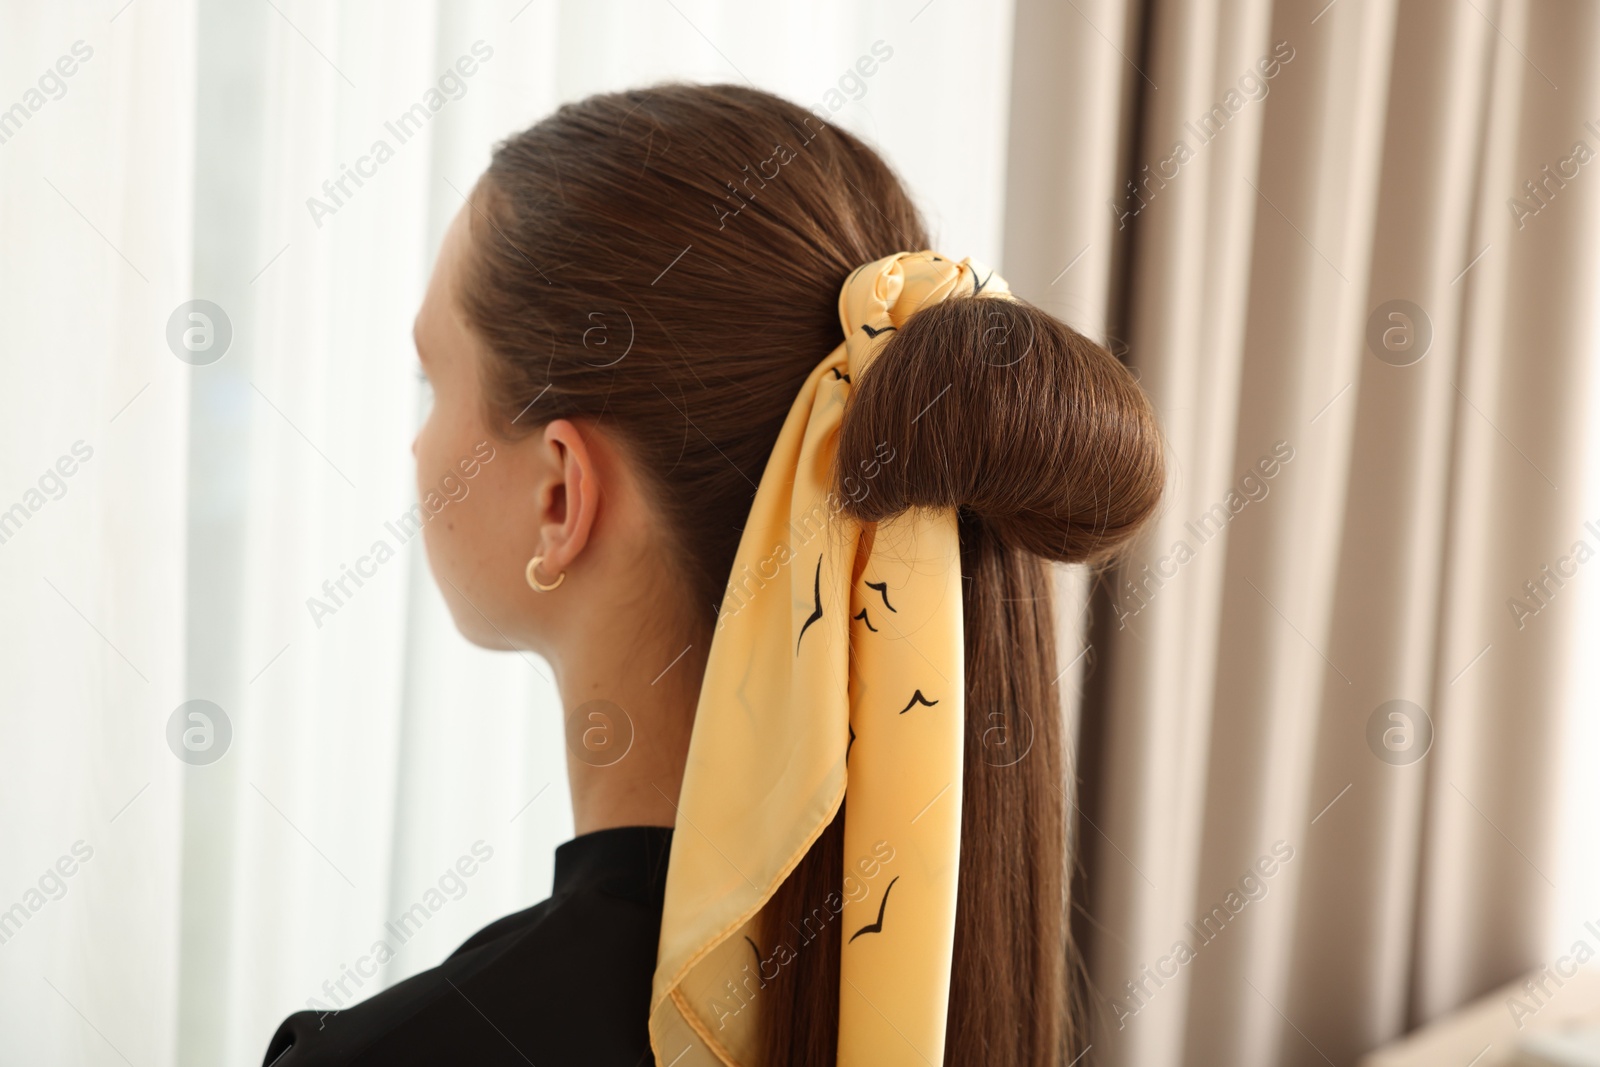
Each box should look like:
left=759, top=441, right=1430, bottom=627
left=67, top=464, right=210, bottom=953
left=1003, top=1, right=1600, bottom=1064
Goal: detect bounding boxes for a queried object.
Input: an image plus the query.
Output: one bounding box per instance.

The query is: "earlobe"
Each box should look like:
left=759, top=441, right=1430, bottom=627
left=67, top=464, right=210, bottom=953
left=525, top=555, right=566, bottom=592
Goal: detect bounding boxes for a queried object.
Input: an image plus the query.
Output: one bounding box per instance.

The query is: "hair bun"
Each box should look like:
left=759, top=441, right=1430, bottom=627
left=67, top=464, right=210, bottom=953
left=834, top=296, right=1165, bottom=564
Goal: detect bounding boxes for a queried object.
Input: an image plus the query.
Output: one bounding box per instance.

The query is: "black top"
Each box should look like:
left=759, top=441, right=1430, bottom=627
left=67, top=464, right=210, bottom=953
left=263, top=826, right=674, bottom=1067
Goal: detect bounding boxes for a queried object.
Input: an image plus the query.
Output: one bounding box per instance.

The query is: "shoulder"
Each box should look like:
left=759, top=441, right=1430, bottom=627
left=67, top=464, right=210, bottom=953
left=261, top=886, right=663, bottom=1067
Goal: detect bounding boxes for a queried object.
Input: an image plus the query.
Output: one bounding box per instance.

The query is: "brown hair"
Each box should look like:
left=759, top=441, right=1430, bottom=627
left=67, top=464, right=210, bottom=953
left=460, top=82, right=1164, bottom=1065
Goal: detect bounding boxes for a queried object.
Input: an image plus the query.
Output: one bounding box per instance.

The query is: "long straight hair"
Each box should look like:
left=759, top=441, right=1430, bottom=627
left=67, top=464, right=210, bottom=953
left=459, top=83, right=1165, bottom=1065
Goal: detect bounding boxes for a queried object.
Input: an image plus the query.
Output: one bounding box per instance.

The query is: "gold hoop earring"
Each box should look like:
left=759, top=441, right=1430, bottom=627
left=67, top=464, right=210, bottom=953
left=525, top=555, right=565, bottom=592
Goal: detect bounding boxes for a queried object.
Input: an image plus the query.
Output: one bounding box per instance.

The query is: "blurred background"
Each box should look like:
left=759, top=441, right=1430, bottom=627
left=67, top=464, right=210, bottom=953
left=1, top=1, right=1598, bottom=1066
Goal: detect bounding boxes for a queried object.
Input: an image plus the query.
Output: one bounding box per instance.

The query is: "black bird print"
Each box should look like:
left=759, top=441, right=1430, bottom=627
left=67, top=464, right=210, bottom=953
left=852, top=607, right=877, bottom=632
left=829, top=367, right=852, bottom=383
left=898, top=690, right=938, bottom=715
left=860, top=323, right=897, bottom=339
left=846, top=723, right=856, bottom=764
left=865, top=580, right=896, bottom=612
left=849, top=876, right=900, bottom=943
left=796, top=555, right=824, bottom=654
left=972, top=268, right=993, bottom=295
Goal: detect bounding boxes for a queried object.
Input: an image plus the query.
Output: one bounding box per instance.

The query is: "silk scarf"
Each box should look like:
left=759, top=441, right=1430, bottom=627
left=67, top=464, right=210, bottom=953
left=649, top=250, right=1015, bottom=1066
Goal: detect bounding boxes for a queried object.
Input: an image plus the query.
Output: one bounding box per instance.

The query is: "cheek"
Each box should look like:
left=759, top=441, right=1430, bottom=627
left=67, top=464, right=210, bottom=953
left=412, top=404, right=444, bottom=496
left=414, top=404, right=484, bottom=582
left=413, top=406, right=538, bottom=646
left=434, top=458, right=542, bottom=648
left=413, top=390, right=474, bottom=505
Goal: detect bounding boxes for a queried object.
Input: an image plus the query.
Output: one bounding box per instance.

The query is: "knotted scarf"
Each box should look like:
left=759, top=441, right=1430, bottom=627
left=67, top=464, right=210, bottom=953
left=649, top=251, right=1015, bottom=1066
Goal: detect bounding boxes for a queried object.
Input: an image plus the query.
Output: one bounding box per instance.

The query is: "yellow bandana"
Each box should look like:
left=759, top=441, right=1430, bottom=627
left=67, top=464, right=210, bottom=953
left=649, top=251, right=1015, bottom=1066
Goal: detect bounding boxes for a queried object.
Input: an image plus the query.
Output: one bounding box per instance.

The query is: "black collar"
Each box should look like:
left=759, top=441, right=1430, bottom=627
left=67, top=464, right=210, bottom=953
left=552, top=825, right=675, bottom=906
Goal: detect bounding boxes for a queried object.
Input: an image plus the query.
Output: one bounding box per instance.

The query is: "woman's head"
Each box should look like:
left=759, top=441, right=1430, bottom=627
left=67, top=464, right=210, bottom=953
left=420, top=84, right=932, bottom=656
left=412, top=82, right=1165, bottom=1063
left=416, top=82, right=1159, bottom=647
left=411, top=205, right=661, bottom=654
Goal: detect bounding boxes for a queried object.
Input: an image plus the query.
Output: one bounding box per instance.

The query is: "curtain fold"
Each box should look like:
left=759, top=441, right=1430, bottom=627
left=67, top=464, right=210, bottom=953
left=1003, top=1, right=1600, bottom=1064
left=1411, top=0, right=1600, bottom=1023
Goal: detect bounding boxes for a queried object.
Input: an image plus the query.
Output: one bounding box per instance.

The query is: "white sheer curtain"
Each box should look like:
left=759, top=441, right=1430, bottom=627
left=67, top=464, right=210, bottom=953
left=0, top=3, right=195, bottom=1066
left=0, top=2, right=1016, bottom=1065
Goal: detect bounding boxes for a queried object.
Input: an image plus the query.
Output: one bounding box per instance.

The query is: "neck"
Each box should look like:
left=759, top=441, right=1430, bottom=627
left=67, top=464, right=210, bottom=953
left=552, top=631, right=708, bottom=837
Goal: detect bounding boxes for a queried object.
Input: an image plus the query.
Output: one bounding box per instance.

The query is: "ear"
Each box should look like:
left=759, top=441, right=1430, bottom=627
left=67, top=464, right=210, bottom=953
left=535, top=419, right=601, bottom=577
